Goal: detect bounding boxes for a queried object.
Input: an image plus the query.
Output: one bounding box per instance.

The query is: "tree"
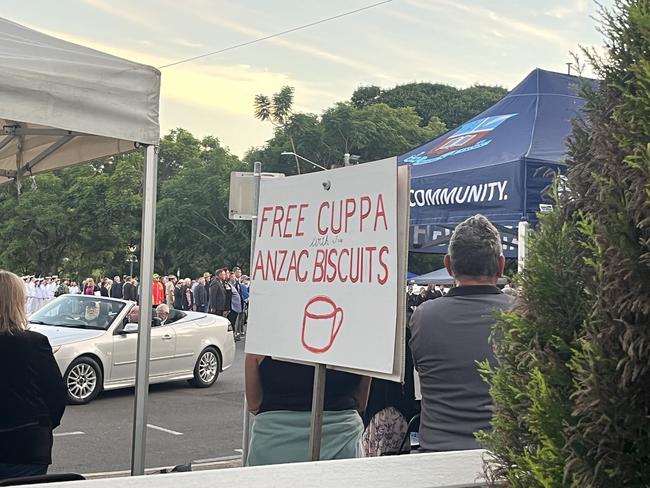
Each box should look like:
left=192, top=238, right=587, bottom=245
left=350, top=85, right=382, bottom=108
left=254, top=86, right=302, bottom=174
left=0, top=157, right=144, bottom=278
left=479, top=197, right=588, bottom=487
left=351, top=82, right=507, bottom=128
left=246, top=100, right=445, bottom=174
left=563, top=1, right=650, bottom=485
left=155, top=135, right=250, bottom=277
left=0, top=129, right=249, bottom=280
left=481, top=1, right=650, bottom=486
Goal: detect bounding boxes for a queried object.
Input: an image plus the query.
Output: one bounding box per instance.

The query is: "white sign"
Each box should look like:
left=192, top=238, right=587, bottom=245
left=229, top=171, right=285, bottom=220
left=245, top=158, right=399, bottom=374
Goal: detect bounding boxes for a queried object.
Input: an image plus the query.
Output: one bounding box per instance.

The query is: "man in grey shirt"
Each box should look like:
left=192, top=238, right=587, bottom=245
left=409, top=214, right=514, bottom=452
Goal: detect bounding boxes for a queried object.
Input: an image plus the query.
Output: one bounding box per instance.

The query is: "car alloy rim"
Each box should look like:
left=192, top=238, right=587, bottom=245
left=198, top=351, right=217, bottom=383
left=67, top=363, right=97, bottom=400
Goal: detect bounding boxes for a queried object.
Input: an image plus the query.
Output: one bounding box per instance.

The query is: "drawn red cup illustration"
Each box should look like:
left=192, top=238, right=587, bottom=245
left=301, top=296, right=344, bottom=353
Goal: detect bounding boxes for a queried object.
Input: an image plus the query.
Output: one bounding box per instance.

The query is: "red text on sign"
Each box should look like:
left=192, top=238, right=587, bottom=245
left=317, top=194, right=388, bottom=236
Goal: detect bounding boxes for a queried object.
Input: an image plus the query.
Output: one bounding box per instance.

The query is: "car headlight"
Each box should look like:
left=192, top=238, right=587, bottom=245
left=52, top=345, right=61, bottom=354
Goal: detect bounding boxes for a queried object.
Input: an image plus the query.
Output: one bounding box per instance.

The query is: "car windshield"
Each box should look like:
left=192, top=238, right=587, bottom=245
left=30, top=295, right=126, bottom=330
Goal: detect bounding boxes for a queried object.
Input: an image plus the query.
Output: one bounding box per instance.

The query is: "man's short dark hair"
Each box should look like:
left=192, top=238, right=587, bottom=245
left=448, top=214, right=503, bottom=279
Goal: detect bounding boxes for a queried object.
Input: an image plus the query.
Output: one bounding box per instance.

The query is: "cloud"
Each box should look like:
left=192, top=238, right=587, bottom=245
left=406, top=0, right=562, bottom=44
left=174, top=38, right=205, bottom=49
left=545, top=0, right=589, bottom=19
left=383, top=8, right=430, bottom=28
left=166, top=0, right=383, bottom=76
left=79, top=0, right=149, bottom=27
left=17, top=23, right=333, bottom=114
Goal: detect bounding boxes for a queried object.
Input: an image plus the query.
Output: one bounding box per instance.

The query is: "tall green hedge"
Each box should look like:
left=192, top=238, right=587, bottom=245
left=481, top=1, right=650, bottom=486
left=565, top=1, right=650, bottom=485
left=479, top=199, right=589, bottom=487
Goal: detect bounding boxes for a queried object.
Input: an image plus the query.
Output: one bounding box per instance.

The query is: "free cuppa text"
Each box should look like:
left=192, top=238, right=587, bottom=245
left=254, top=194, right=391, bottom=285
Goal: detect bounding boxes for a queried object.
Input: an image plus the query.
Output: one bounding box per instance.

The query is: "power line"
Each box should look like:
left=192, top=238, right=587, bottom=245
left=158, top=0, right=393, bottom=69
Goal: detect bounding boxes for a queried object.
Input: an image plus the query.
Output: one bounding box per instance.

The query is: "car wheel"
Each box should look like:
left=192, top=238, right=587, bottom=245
left=65, top=356, right=103, bottom=405
left=189, top=347, right=220, bottom=388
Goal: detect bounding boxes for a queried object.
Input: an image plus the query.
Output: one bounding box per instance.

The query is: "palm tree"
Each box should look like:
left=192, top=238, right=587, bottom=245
left=254, top=86, right=301, bottom=174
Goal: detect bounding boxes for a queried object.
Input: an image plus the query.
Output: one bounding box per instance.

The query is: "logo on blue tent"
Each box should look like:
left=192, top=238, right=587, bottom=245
left=404, top=113, right=518, bottom=165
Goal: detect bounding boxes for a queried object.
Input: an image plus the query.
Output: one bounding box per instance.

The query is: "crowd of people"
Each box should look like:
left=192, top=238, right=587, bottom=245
left=20, top=267, right=251, bottom=340
left=244, top=214, right=515, bottom=465
left=1, top=213, right=515, bottom=479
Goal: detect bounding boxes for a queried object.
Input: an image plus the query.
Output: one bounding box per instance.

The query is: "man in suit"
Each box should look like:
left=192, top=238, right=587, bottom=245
left=194, top=277, right=208, bottom=312
left=110, top=276, right=123, bottom=299
left=155, top=304, right=185, bottom=325
left=122, top=277, right=135, bottom=302
left=208, top=269, right=230, bottom=316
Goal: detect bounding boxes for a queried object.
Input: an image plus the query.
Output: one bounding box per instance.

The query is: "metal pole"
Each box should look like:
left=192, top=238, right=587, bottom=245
left=130, top=145, right=159, bottom=476
left=15, top=133, right=23, bottom=196
left=517, top=221, right=529, bottom=273
left=242, top=161, right=262, bottom=465
left=308, top=363, right=327, bottom=461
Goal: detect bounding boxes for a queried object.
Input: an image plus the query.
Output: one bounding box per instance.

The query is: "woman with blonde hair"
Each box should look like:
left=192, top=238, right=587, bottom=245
left=0, top=270, right=66, bottom=480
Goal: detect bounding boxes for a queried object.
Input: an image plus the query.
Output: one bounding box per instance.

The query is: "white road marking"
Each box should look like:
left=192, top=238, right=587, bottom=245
left=146, top=423, right=183, bottom=436
left=54, top=431, right=85, bottom=437
left=191, top=455, right=241, bottom=464
left=83, top=455, right=242, bottom=478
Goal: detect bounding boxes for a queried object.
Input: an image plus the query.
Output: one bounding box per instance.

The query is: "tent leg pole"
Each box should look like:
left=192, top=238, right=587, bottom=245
left=131, top=145, right=159, bottom=476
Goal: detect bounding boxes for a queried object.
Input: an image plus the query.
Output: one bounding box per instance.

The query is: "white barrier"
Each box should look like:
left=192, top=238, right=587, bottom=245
left=40, top=450, right=489, bottom=488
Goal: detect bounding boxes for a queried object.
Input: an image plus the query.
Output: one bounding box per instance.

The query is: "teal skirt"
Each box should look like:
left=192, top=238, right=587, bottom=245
left=246, top=409, right=363, bottom=466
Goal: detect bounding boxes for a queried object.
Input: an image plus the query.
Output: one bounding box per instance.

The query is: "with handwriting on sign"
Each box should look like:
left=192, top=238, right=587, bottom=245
left=246, top=157, right=399, bottom=374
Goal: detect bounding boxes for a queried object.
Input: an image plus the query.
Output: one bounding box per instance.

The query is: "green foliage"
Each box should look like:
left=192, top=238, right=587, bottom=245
left=0, top=129, right=248, bottom=280
left=483, top=1, right=650, bottom=486
left=254, top=86, right=295, bottom=127
left=246, top=102, right=445, bottom=175
left=351, top=82, right=507, bottom=128
left=479, top=202, right=588, bottom=488
left=562, top=1, right=650, bottom=485
left=156, top=132, right=250, bottom=277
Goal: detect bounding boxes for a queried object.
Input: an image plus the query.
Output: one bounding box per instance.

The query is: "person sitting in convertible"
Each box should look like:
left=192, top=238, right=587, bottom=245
left=155, top=304, right=185, bottom=325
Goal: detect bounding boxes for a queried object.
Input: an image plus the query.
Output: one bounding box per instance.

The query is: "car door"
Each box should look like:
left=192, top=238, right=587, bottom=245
left=149, top=324, right=177, bottom=376
left=111, top=322, right=177, bottom=382
left=171, top=318, right=200, bottom=373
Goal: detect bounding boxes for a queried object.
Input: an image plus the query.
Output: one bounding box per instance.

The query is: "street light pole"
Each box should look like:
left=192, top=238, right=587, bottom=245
left=128, top=245, right=137, bottom=277
left=280, top=151, right=328, bottom=171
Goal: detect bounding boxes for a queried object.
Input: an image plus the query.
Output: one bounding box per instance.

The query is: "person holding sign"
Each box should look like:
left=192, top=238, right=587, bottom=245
left=409, top=215, right=514, bottom=452
left=245, top=354, right=371, bottom=466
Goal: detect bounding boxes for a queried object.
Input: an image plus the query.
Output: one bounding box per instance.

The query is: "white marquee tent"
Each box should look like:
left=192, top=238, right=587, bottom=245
left=0, top=16, right=161, bottom=476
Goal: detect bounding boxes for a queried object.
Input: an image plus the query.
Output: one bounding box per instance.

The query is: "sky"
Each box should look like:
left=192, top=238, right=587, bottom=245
left=2, top=0, right=612, bottom=157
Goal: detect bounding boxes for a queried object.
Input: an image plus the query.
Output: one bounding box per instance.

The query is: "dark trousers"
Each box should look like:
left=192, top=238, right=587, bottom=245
left=0, top=463, right=48, bottom=479
left=227, top=311, right=240, bottom=335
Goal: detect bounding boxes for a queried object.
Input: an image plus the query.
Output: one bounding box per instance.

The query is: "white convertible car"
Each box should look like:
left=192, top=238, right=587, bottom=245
left=29, top=295, right=236, bottom=404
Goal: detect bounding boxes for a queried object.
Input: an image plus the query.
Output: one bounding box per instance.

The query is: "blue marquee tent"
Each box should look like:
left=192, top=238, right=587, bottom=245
left=399, top=68, right=593, bottom=257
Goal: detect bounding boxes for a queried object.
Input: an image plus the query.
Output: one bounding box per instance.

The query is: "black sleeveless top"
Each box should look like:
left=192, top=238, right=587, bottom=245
left=258, top=357, right=361, bottom=413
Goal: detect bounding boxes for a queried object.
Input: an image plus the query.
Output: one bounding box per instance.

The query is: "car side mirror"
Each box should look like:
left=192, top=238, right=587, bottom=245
left=123, top=323, right=139, bottom=334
